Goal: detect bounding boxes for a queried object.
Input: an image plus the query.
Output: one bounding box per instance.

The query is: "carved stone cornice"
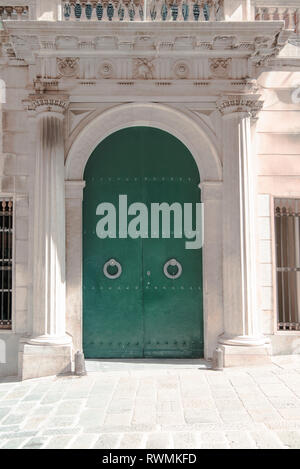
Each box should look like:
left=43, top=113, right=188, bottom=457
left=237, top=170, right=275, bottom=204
left=216, top=94, right=263, bottom=119
left=23, top=93, right=69, bottom=116
left=3, top=21, right=288, bottom=61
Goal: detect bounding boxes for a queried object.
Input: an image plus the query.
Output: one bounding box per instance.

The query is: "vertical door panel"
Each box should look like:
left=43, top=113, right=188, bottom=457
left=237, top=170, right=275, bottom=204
left=83, top=129, right=144, bottom=357
left=141, top=128, right=203, bottom=357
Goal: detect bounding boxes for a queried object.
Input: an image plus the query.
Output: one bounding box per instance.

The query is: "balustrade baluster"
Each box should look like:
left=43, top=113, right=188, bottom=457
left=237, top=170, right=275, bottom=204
left=149, top=0, right=157, bottom=21
left=283, top=8, right=290, bottom=29
left=207, top=2, right=213, bottom=21
left=74, top=1, right=82, bottom=19
left=268, top=7, right=274, bottom=21
left=85, top=1, right=93, bottom=19
left=96, top=1, right=104, bottom=20
left=118, top=1, right=125, bottom=21
left=273, top=7, right=279, bottom=21
left=138, top=1, right=143, bottom=21
left=289, top=8, right=296, bottom=31
left=262, top=7, right=267, bottom=20
left=14, top=6, right=24, bottom=20
left=4, top=6, right=13, bottom=19
left=182, top=0, right=189, bottom=21
left=255, top=7, right=261, bottom=21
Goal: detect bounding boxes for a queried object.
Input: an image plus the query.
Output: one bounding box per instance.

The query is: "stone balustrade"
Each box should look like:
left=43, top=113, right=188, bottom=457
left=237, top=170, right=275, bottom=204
left=62, top=0, right=225, bottom=21
left=0, top=5, right=29, bottom=19
left=255, top=5, right=300, bottom=32
left=0, top=1, right=298, bottom=26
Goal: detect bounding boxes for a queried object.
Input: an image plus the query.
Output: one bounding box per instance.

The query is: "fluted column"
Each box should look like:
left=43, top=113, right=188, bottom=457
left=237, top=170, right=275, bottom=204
left=26, top=95, right=70, bottom=346
left=216, top=95, right=270, bottom=365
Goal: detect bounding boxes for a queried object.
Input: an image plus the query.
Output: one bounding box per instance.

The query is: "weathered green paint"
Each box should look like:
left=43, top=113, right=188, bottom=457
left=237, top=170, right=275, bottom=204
left=83, top=127, right=203, bottom=358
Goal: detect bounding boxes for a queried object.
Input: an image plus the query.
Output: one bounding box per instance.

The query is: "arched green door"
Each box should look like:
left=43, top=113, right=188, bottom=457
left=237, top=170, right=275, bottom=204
left=83, top=127, right=203, bottom=358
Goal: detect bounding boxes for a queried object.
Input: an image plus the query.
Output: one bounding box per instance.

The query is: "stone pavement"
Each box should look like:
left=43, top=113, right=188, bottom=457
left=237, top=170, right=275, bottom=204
left=1, top=356, right=300, bottom=449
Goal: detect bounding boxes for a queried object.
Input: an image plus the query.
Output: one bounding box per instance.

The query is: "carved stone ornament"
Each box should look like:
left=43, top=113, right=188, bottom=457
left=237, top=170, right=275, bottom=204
left=98, top=61, right=114, bottom=79
left=10, top=35, right=40, bottom=51
left=254, top=36, right=273, bottom=50
left=173, top=61, right=190, bottom=79
left=212, top=35, right=237, bottom=50
left=23, top=94, right=69, bottom=115
left=57, top=57, right=79, bottom=78
left=216, top=95, right=263, bottom=119
left=209, top=58, right=231, bottom=78
left=133, top=58, right=155, bottom=80
left=55, top=36, right=79, bottom=50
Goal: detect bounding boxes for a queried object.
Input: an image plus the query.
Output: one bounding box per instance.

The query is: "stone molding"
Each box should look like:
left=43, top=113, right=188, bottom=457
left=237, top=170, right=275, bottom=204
left=199, top=181, right=223, bottom=201
left=65, top=180, right=86, bottom=199
left=23, top=93, right=69, bottom=115
left=216, top=94, right=263, bottom=118
left=2, top=21, right=289, bottom=75
left=65, top=102, right=222, bottom=181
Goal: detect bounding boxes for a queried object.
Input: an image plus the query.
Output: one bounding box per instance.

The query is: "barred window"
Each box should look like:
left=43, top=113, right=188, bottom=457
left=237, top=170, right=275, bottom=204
left=0, top=199, right=13, bottom=330
left=275, top=198, right=300, bottom=331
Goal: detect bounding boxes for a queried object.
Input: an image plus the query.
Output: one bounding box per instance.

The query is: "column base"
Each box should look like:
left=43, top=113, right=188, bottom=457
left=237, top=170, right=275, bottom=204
left=18, top=340, right=72, bottom=380
left=27, top=334, right=72, bottom=346
left=218, top=334, right=266, bottom=347
left=218, top=343, right=272, bottom=367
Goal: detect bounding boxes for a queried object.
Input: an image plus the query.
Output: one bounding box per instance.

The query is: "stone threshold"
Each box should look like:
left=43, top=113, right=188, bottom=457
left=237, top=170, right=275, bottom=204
left=85, top=358, right=212, bottom=372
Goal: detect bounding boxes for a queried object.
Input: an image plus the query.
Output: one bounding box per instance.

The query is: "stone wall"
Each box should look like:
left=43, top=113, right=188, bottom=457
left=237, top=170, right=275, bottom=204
left=257, top=60, right=300, bottom=353
left=0, top=63, right=33, bottom=376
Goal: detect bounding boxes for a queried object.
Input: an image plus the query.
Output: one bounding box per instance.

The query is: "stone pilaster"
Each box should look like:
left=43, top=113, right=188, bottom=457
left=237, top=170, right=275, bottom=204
left=65, top=180, right=86, bottom=354
left=199, top=181, right=223, bottom=360
left=216, top=94, right=271, bottom=366
left=19, top=94, right=72, bottom=380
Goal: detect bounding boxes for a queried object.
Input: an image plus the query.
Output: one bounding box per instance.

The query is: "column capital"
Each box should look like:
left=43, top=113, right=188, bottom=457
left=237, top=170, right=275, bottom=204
left=23, top=93, right=69, bottom=117
left=216, top=94, right=263, bottom=120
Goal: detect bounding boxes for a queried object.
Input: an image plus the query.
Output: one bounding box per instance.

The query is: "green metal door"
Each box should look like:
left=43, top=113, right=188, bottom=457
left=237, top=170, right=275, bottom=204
left=83, top=127, right=203, bottom=358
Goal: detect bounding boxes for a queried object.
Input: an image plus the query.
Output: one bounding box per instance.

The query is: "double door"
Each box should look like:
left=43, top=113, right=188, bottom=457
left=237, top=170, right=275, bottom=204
left=83, top=127, right=203, bottom=358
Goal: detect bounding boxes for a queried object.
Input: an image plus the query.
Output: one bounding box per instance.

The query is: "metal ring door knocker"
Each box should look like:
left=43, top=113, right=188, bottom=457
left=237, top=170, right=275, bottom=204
left=163, top=258, right=182, bottom=279
left=103, top=258, right=122, bottom=279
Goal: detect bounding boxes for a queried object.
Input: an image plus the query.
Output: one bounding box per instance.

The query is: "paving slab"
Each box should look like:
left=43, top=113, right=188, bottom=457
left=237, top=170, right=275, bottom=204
left=1, top=355, right=300, bottom=449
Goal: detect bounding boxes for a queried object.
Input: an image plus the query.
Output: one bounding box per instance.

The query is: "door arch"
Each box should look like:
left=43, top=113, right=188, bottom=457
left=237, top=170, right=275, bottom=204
left=83, top=126, right=203, bottom=358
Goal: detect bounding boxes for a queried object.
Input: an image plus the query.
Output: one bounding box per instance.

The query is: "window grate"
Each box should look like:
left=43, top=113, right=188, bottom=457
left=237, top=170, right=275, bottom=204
left=275, top=198, right=300, bottom=332
left=0, top=199, right=13, bottom=330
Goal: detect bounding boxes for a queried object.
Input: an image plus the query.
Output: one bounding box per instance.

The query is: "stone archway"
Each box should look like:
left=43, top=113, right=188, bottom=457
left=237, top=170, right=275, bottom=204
left=65, top=102, right=221, bottom=181
left=65, top=102, right=223, bottom=359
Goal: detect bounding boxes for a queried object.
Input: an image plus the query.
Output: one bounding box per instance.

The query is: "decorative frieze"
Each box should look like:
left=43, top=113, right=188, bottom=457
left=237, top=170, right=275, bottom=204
left=2, top=18, right=290, bottom=91
left=36, top=56, right=250, bottom=81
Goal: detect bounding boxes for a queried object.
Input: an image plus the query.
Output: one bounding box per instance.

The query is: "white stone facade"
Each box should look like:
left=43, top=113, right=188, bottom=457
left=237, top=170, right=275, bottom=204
left=0, top=0, right=299, bottom=379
